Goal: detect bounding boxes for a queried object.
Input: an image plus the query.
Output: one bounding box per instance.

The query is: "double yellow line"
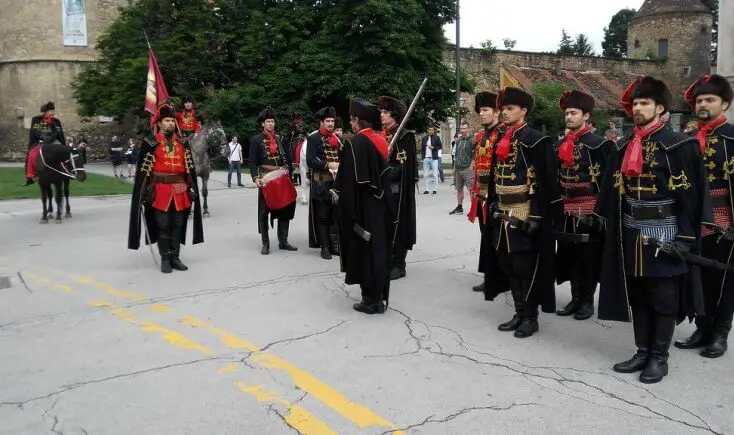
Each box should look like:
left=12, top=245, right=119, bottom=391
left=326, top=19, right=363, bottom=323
left=23, top=271, right=404, bottom=435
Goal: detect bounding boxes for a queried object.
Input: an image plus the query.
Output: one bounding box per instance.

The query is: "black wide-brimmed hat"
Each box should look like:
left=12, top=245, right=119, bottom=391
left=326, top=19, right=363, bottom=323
left=621, top=76, right=672, bottom=117
left=559, top=90, right=595, bottom=114
left=258, top=106, right=276, bottom=123
left=498, top=87, right=534, bottom=113
left=684, top=74, right=734, bottom=109
left=474, top=91, right=498, bottom=113
left=378, top=96, right=407, bottom=122
left=315, top=106, right=337, bottom=121
left=349, top=98, right=380, bottom=125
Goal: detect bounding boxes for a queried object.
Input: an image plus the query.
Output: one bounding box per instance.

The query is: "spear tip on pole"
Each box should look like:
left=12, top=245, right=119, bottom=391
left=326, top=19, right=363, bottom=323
left=143, top=30, right=152, bottom=50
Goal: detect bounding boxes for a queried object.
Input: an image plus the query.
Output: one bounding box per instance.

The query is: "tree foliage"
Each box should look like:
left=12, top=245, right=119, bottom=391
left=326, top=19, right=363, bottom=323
left=72, top=0, right=469, bottom=137
left=573, top=34, right=595, bottom=56
left=557, top=29, right=574, bottom=55
left=503, top=38, right=516, bottom=51
left=528, top=83, right=610, bottom=136
left=701, top=0, right=718, bottom=62
left=602, top=8, right=636, bottom=58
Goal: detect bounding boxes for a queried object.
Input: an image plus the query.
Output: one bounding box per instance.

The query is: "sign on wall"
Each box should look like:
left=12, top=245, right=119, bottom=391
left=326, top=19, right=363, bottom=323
left=62, top=0, right=88, bottom=46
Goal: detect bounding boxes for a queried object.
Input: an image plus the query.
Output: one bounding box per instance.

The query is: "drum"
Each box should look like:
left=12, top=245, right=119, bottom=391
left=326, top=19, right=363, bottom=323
left=261, top=169, right=297, bottom=210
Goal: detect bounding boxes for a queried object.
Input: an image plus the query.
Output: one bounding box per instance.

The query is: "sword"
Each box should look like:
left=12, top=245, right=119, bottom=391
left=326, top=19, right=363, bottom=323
left=641, top=235, right=732, bottom=271
left=389, top=77, right=428, bottom=155
left=493, top=209, right=538, bottom=233
left=139, top=179, right=158, bottom=266
left=703, top=223, right=734, bottom=242
left=353, top=223, right=371, bottom=242
left=554, top=231, right=591, bottom=243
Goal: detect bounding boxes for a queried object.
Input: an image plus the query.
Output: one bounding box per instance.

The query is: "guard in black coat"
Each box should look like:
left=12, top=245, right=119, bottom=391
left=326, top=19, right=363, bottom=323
left=307, top=106, right=341, bottom=259
left=483, top=87, right=560, bottom=338
left=333, top=98, right=394, bottom=314
left=24, top=102, right=66, bottom=186
left=553, top=90, right=615, bottom=320
left=675, top=74, right=734, bottom=358
left=128, top=102, right=204, bottom=273
left=250, top=107, right=297, bottom=255
left=379, top=96, right=418, bottom=280
left=595, top=76, right=707, bottom=384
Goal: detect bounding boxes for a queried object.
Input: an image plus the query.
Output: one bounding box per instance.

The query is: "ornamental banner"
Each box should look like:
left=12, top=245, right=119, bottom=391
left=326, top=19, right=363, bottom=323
left=62, top=0, right=88, bottom=46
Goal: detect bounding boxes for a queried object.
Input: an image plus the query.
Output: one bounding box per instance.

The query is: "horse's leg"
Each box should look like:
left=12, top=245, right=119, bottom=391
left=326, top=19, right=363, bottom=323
left=40, top=181, right=49, bottom=224
left=202, top=174, right=210, bottom=217
left=55, top=181, right=63, bottom=222
left=64, top=178, right=72, bottom=217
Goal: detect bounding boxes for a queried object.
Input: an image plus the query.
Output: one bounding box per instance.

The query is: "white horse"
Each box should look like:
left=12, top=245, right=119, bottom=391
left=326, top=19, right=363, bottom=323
left=298, top=130, right=319, bottom=204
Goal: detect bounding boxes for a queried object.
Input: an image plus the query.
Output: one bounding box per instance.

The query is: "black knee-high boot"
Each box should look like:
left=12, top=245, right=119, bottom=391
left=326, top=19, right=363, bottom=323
left=613, top=306, right=651, bottom=373
left=278, top=220, right=297, bottom=251
left=640, top=314, right=675, bottom=383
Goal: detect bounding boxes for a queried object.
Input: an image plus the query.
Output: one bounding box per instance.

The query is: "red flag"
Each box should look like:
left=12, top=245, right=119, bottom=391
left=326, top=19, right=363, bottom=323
left=144, top=48, right=169, bottom=117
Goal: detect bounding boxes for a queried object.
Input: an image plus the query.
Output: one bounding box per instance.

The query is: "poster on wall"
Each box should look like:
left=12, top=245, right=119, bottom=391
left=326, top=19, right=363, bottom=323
left=62, top=0, right=88, bottom=46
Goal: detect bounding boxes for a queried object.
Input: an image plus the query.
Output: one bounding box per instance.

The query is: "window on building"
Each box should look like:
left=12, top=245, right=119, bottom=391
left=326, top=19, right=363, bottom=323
left=658, top=39, right=669, bottom=58
left=683, top=67, right=692, bottom=77
left=634, top=40, right=640, bottom=48
left=701, top=26, right=708, bottom=35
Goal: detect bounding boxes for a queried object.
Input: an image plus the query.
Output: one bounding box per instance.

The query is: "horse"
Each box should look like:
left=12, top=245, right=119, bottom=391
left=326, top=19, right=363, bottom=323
left=188, top=122, right=227, bottom=217
left=35, top=142, right=86, bottom=223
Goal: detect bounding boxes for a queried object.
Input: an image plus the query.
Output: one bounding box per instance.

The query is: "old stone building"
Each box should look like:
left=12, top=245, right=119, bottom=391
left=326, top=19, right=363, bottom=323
left=0, top=0, right=128, bottom=160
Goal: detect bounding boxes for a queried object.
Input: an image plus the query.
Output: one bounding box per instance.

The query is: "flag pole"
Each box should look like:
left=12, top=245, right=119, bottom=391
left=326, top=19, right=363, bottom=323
left=143, top=30, right=152, bottom=50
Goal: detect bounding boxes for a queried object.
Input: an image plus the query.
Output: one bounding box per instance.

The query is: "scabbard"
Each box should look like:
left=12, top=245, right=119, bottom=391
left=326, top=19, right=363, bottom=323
left=683, top=252, right=734, bottom=271
left=353, top=223, right=371, bottom=242
left=554, top=231, right=591, bottom=243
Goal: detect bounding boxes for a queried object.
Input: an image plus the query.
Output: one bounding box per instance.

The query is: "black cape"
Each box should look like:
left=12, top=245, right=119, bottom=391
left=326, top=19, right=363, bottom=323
left=595, top=126, right=707, bottom=323
left=387, top=129, right=418, bottom=250
left=28, top=115, right=65, bottom=150
left=483, top=125, right=561, bottom=314
left=333, top=131, right=395, bottom=302
left=249, top=133, right=296, bottom=228
left=306, top=131, right=338, bottom=248
left=553, top=132, right=615, bottom=284
left=127, top=136, right=204, bottom=250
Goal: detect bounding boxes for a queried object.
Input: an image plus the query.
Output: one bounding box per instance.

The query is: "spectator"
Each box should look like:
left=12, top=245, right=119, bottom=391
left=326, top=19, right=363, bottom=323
left=449, top=121, right=475, bottom=215
left=683, top=120, right=698, bottom=134
left=605, top=120, right=623, bottom=139
left=420, top=126, right=441, bottom=194
left=605, top=129, right=618, bottom=143
left=77, top=136, right=88, bottom=164
left=227, top=135, right=244, bottom=187
left=587, top=121, right=597, bottom=134
left=108, top=135, right=123, bottom=178
left=124, top=138, right=139, bottom=177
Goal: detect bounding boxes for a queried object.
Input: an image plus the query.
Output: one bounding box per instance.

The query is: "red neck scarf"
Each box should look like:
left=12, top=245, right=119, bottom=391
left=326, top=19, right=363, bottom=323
left=320, top=127, right=339, bottom=148
left=360, top=128, right=389, bottom=160
left=558, top=126, right=589, bottom=167
left=496, top=122, right=525, bottom=162
left=696, top=116, right=728, bottom=154
left=264, top=129, right=277, bottom=154
left=621, top=120, right=665, bottom=176
left=44, top=115, right=54, bottom=125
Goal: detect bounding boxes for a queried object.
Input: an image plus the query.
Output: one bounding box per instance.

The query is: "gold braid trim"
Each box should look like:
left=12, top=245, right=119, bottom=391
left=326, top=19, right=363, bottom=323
left=184, top=148, right=194, bottom=172
left=496, top=184, right=531, bottom=221
left=141, top=152, right=154, bottom=176
left=668, top=170, right=691, bottom=191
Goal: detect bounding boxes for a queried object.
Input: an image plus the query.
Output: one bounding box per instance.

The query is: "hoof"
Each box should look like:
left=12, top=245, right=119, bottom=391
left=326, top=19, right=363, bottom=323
left=40, top=218, right=49, bottom=224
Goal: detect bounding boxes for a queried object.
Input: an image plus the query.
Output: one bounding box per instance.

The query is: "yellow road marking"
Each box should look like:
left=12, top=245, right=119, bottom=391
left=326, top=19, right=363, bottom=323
left=52, top=284, right=73, bottom=293
left=91, top=300, right=134, bottom=324
left=49, top=273, right=403, bottom=433
left=151, top=304, right=171, bottom=313
left=217, top=363, right=237, bottom=374
left=234, top=382, right=336, bottom=435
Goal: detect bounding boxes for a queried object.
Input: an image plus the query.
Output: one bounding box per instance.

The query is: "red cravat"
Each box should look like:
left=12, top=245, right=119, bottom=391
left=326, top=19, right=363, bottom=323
left=558, top=126, right=589, bottom=167
left=621, top=120, right=665, bottom=176
left=696, top=116, right=728, bottom=154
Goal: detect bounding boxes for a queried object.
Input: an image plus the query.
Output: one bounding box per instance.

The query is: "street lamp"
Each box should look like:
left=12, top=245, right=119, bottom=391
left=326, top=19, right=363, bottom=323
left=455, top=0, right=461, bottom=135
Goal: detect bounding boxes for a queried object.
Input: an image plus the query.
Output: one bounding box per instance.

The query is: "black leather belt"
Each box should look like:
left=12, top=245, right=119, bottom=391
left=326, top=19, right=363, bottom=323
left=624, top=202, right=676, bottom=220
left=498, top=192, right=529, bottom=204
left=711, top=195, right=731, bottom=208
left=564, top=186, right=595, bottom=198
left=151, top=174, right=185, bottom=183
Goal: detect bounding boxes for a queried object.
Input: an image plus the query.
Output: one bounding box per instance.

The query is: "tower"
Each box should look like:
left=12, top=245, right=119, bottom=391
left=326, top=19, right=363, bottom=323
left=627, top=0, right=713, bottom=81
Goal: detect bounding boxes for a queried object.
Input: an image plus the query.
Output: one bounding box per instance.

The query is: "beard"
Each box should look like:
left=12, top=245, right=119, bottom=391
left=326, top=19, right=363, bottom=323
left=566, top=120, right=584, bottom=131
left=697, top=109, right=712, bottom=121
left=633, top=113, right=655, bottom=127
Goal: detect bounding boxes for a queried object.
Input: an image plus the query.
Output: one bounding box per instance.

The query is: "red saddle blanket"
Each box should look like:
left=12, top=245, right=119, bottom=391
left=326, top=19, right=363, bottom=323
left=26, top=144, right=41, bottom=179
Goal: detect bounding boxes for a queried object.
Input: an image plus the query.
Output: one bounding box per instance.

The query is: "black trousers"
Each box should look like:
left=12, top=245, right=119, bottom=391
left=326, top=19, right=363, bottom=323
left=566, top=242, right=601, bottom=302
left=392, top=246, right=408, bottom=269
left=314, top=199, right=336, bottom=247
left=701, top=237, right=734, bottom=324
left=154, top=208, right=185, bottom=257
left=496, top=249, right=538, bottom=316
left=627, top=276, right=679, bottom=316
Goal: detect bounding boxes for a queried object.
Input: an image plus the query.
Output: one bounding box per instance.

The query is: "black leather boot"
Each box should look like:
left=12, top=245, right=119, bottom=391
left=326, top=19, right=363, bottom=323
left=318, top=224, right=331, bottom=259
left=498, top=291, right=523, bottom=332
left=277, top=220, right=298, bottom=251
left=22, top=177, right=35, bottom=186
left=169, top=215, right=188, bottom=271
left=158, top=236, right=172, bottom=274
left=472, top=282, right=485, bottom=292
left=390, top=249, right=407, bottom=280
left=640, top=315, right=675, bottom=384
left=574, top=284, right=595, bottom=320
left=557, top=282, right=581, bottom=316
left=674, top=316, right=711, bottom=349
left=328, top=229, right=340, bottom=256
left=613, top=307, right=650, bottom=373
left=260, top=220, right=270, bottom=255
left=353, top=292, right=385, bottom=315
left=700, top=319, right=731, bottom=358
left=515, top=305, right=539, bottom=338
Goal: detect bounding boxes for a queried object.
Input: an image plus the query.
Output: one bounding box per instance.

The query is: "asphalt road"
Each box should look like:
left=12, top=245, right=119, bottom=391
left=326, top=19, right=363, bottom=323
left=0, top=171, right=731, bottom=434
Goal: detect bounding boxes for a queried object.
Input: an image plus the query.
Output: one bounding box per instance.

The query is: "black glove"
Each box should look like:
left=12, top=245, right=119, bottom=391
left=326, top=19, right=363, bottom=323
left=667, top=240, right=692, bottom=261
left=521, top=218, right=540, bottom=235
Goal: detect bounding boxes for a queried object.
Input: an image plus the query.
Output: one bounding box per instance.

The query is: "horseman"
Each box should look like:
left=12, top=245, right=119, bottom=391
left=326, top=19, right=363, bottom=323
left=23, top=102, right=66, bottom=186
left=128, top=101, right=204, bottom=274
left=176, top=96, right=202, bottom=139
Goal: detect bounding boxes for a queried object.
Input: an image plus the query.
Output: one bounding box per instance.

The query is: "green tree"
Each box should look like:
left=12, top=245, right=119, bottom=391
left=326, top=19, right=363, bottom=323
left=557, top=29, right=574, bottom=55
left=573, top=34, right=595, bottom=56
left=503, top=38, right=516, bottom=51
left=602, top=8, right=636, bottom=58
left=480, top=39, right=496, bottom=53
left=701, top=0, right=718, bottom=62
left=528, top=82, right=567, bottom=135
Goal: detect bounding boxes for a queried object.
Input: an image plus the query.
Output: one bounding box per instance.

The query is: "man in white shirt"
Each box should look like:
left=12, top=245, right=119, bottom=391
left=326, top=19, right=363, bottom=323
left=227, top=136, right=244, bottom=187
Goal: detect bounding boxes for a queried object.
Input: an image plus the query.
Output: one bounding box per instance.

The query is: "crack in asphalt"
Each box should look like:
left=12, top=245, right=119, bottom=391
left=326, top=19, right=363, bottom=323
left=257, top=320, right=349, bottom=354
left=17, top=271, right=33, bottom=293
left=381, top=402, right=539, bottom=434
left=0, top=357, right=227, bottom=409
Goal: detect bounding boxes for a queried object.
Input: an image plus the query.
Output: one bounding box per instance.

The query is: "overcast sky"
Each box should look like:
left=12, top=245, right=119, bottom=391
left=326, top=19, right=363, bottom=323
left=443, top=0, right=643, bottom=53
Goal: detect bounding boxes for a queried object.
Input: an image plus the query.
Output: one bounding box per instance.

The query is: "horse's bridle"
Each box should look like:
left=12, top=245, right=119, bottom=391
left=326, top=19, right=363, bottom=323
left=40, top=144, right=86, bottom=179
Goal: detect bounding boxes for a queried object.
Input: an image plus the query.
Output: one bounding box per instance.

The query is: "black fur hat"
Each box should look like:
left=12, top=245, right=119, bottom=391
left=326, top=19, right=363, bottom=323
left=498, top=87, right=534, bottom=113
left=624, top=76, right=672, bottom=116
left=315, top=106, right=337, bottom=121
left=40, top=101, right=55, bottom=113
left=258, top=106, right=276, bottom=123
left=349, top=98, right=379, bottom=125
left=156, top=102, right=177, bottom=121
left=335, top=117, right=344, bottom=129
left=559, top=90, right=595, bottom=113
left=182, top=96, right=194, bottom=103
left=685, top=74, right=734, bottom=108
left=378, top=96, right=407, bottom=122
left=474, top=91, right=498, bottom=113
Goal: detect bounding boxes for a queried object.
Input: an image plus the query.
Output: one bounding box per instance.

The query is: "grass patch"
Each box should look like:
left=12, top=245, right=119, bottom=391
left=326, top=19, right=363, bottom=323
left=0, top=167, right=133, bottom=200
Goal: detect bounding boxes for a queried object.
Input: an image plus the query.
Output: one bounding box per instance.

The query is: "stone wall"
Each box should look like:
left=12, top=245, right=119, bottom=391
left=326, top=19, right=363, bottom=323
left=628, top=12, right=712, bottom=82
left=718, top=0, right=734, bottom=120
